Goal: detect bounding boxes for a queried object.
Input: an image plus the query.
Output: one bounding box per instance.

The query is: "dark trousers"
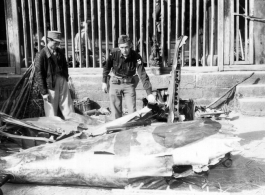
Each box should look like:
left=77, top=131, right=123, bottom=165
left=109, top=76, right=138, bottom=119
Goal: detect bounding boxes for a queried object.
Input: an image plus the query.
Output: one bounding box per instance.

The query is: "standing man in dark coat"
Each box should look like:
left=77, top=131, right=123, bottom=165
left=102, top=35, right=156, bottom=119
left=35, top=31, right=74, bottom=118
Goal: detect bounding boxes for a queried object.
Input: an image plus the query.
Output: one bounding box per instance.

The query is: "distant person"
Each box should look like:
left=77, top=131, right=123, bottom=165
left=74, top=20, right=92, bottom=67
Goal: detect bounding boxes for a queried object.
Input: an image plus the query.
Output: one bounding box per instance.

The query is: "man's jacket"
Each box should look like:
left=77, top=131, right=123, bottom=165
left=35, top=47, right=69, bottom=95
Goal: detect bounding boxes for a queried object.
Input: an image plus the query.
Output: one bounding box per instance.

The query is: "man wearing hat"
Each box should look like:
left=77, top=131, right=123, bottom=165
left=35, top=31, right=75, bottom=118
left=102, top=35, right=156, bottom=119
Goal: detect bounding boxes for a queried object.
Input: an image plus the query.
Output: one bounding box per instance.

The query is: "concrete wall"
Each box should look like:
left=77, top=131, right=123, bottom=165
left=1, top=71, right=264, bottom=111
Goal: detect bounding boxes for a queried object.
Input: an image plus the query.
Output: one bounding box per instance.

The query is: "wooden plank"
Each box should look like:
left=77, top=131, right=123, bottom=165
left=77, top=0, right=82, bottom=68
left=230, top=0, right=235, bottom=65
left=161, top=0, right=165, bottom=67
left=91, top=0, right=96, bottom=68
left=98, top=0, right=102, bottom=68
left=236, top=0, right=239, bottom=61
left=249, top=0, right=254, bottom=64
left=153, top=0, right=156, bottom=37
left=224, top=65, right=265, bottom=71
left=35, top=0, right=41, bottom=52
left=84, top=0, right=89, bottom=67
left=49, top=0, right=54, bottom=30
left=21, top=0, right=29, bottom=68
left=210, top=0, right=215, bottom=67
left=112, top=0, right=116, bottom=48
left=181, top=0, right=185, bottom=67
left=42, top=0, right=47, bottom=46
left=176, top=0, right=179, bottom=39
left=203, top=0, right=207, bottom=67
left=133, top=0, right=136, bottom=49
left=63, top=0, right=68, bottom=62
left=245, top=0, right=248, bottom=61
left=146, top=0, right=150, bottom=66
left=140, top=0, right=143, bottom=58
left=218, top=0, right=224, bottom=71
left=70, top=0, right=76, bottom=68
left=126, top=0, right=129, bottom=35
left=224, top=0, right=231, bottom=65
left=196, top=0, right=199, bottom=67
left=56, top=0, right=61, bottom=32
left=189, top=0, right=193, bottom=67
left=105, top=0, right=109, bottom=58
left=28, top=0, right=35, bottom=60
left=167, top=0, right=171, bottom=66
left=119, top=0, right=122, bottom=36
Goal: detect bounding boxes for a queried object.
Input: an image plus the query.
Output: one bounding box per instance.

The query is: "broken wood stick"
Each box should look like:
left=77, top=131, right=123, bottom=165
left=106, top=120, right=151, bottom=133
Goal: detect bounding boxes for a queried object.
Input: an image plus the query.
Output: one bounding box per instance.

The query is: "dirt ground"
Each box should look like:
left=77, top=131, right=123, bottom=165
left=1, top=113, right=265, bottom=195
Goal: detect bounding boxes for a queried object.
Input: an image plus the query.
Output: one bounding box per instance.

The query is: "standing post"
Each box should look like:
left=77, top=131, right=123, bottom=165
left=21, top=0, right=29, bottom=67
left=77, top=0, right=82, bottom=68
left=181, top=0, right=185, bottom=67
left=176, top=0, right=179, bottom=39
left=210, top=0, right=215, bottom=66
left=35, top=0, right=41, bottom=52
left=126, top=0, right=129, bottom=35
left=196, top=0, right=199, bottom=67
left=203, top=0, right=207, bottom=66
left=70, top=0, right=75, bottom=68
left=105, top=0, right=109, bottom=59
left=140, top=0, right=143, bottom=58
left=91, top=0, right=96, bottom=67
left=56, top=0, right=61, bottom=32
left=218, top=0, right=224, bottom=70
left=119, top=0, right=122, bottom=36
left=63, top=0, right=68, bottom=62
left=28, top=0, right=35, bottom=60
left=49, top=0, right=54, bottom=30
left=161, top=0, right=165, bottom=67
left=153, top=0, right=156, bottom=37
left=98, top=0, right=102, bottom=68
left=189, top=0, right=193, bottom=67
left=146, top=0, right=150, bottom=66
left=84, top=0, right=89, bottom=67
left=167, top=0, right=171, bottom=66
left=245, top=0, right=248, bottom=61
left=133, top=0, right=136, bottom=50
left=112, top=0, right=116, bottom=48
left=42, top=0, right=47, bottom=47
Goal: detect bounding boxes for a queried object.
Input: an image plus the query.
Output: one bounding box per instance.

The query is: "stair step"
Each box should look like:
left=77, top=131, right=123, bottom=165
left=236, top=84, right=265, bottom=98
left=237, top=98, right=265, bottom=116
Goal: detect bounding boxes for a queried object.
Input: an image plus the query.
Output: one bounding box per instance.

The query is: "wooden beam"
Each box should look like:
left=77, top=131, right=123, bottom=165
left=63, top=0, right=68, bottom=62
left=21, top=0, right=29, bottom=68
left=147, top=0, right=150, bottom=66
left=119, top=0, right=122, bottom=36
left=0, top=67, right=16, bottom=74
left=161, top=0, right=165, bottom=67
left=203, top=0, right=207, bottom=67
left=230, top=0, right=235, bottom=65
left=236, top=0, right=239, bottom=61
left=196, top=0, right=199, bottom=67
left=224, top=0, right=231, bottom=65
left=140, top=0, right=143, bottom=58
left=176, top=0, right=179, bottom=41
left=49, top=0, right=54, bottom=30
left=133, top=0, right=136, bottom=49
left=42, top=0, right=47, bottom=46
left=104, top=0, right=109, bottom=57
left=189, top=0, right=193, bottom=67
left=91, top=0, right=96, bottom=68
left=249, top=0, right=254, bottom=64
left=28, top=0, right=35, bottom=60
left=56, top=0, right=61, bottom=32
left=35, top=0, right=41, bottom=52
left=181, top=0, right=185, bottom=67
left=112, top=0, right=116, bottom=48
left=98, top=0, right=102, bottom=68
left=70, top=0, right=76, bottom=68
left=153, top=0, right=156, bottom=37
left=84, top=0, right=89, bottom=67
left=77, top=0, right=82, bottom=68
left=210, top=0, right=215, bottom=67
left=167, top=0, right=171, bottom=65
left=126, top=0, right=129, bottom=35
left=245, top=0, right=248, bottom=61
left=218, top=0, right=224, bottom=71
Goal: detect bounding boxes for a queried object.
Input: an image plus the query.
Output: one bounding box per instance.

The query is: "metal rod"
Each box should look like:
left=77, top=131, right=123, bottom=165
left=105, top=0, right=109, bottom=58
left=77, top=0, right=82, bottom=68
left=189, top=0, right=193, bottom=67
left=21, top=0, right=29, bottom=67
left=167, top=0, right=171, bottom=66
left=35, top=0, right=41, bottom=52
left=133, top=0, right=136, bottom=49
left=98, top=0, right=102, bottom=67
left=70, top=0, right=75, bottom=68
left=181, top=0, right=185, bottom=67
left=196, top=0, right=199, bottom=67
left=28, top=0, right=35, bottom=59
left=91, top=0, right=96, bottom=67
left=147, top=0, right=150, bottom=66
left=63, top=0, right=68, bottom=62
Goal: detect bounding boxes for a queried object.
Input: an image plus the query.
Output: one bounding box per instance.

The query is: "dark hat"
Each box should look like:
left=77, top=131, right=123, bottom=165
left=47, top=31, right=62, bottom=42
left=118, top=35, right=131, bottom=44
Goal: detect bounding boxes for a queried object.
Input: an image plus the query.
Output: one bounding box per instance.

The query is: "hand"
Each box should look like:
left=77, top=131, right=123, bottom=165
left=43, top=94, right=49, bottom=102
left=147, top=94, right=156, bottom=104
left=102, top=83, right=108, bottom=93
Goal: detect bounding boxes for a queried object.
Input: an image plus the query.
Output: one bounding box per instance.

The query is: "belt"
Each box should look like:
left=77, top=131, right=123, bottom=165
left=112, top=75, right=135, bottom=84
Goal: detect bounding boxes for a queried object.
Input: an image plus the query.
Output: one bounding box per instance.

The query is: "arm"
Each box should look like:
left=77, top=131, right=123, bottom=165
left=102, top=53, right=113, bottom=83
left=136, top=55, right=152, bottom=95
left=35, top=53, right=49, bottom=95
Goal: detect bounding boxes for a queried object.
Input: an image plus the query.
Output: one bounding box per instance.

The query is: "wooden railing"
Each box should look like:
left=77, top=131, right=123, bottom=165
left=6, top=0, right=255, bottom=74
